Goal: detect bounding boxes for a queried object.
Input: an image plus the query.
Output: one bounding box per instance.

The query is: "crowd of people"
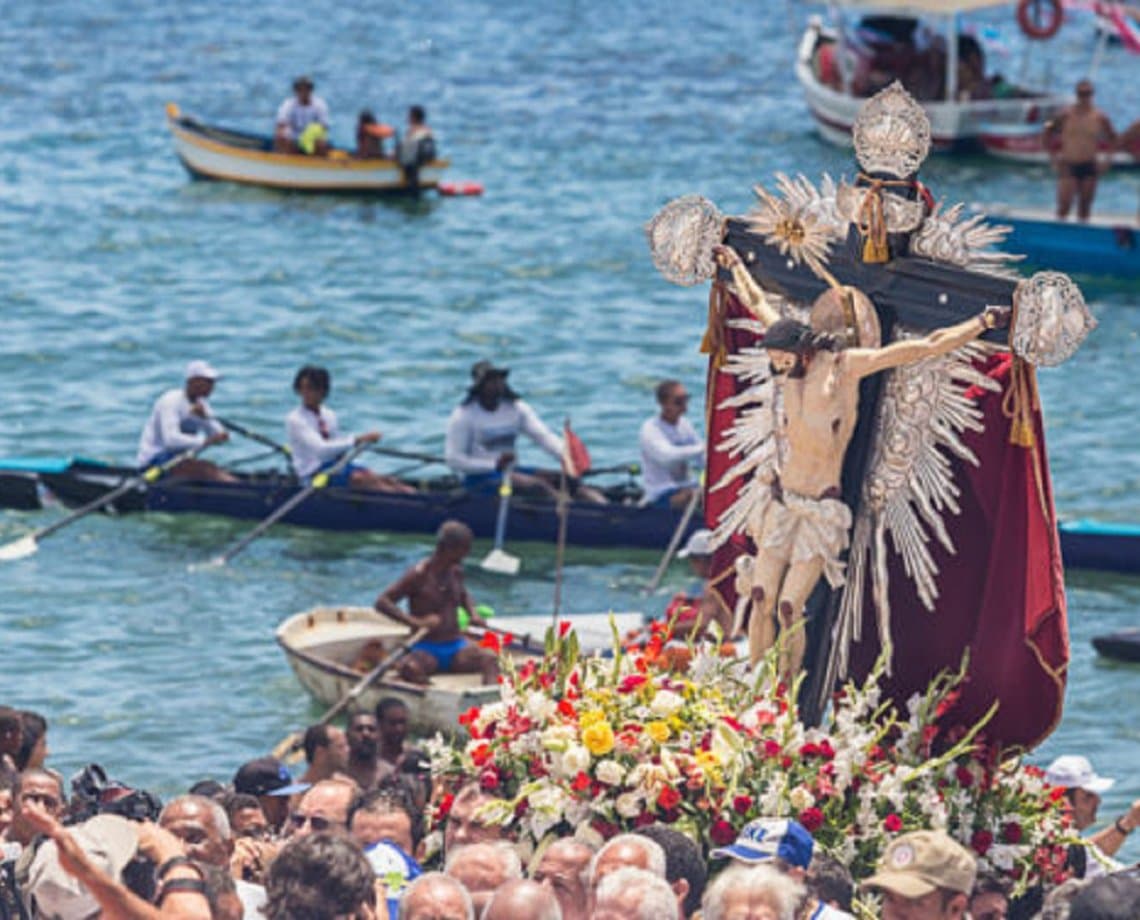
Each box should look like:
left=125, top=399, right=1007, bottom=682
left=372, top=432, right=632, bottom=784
left=270, top=75, right=436, bottom=178
left=3, top=700, right=1140, bottom=920
left=137, top=359, right=706, bottom=511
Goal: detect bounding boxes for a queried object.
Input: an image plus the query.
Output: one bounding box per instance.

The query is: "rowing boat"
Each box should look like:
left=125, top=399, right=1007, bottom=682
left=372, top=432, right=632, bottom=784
left=2, top=458, right=1136, bottom=573
left=988, top=205, right=1140, bottom=278
left=1091, top=628, right=1140, bottom=664
left=165, top=103, right=449, bottom=194
left=276, top=607, right=644, bottom=733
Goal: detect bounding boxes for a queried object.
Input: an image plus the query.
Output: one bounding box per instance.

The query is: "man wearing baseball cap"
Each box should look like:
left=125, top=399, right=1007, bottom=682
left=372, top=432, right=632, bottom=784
left=862, top=830, right=975, bottom=919
left=711, top=817, right=853, bottom=918
left=136, top=360, right=236, bottom=482
left=232, top=757, right=310, bottom=834
left=1044, top=754, right=1140, bottom=878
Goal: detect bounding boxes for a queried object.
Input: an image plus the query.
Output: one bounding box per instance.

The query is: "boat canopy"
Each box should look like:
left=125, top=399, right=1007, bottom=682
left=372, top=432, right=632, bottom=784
left=824, top=0, right=1012, bottom=13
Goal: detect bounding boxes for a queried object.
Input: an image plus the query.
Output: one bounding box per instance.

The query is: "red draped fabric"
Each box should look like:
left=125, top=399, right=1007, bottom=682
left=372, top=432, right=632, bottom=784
left=704, top=291, right=1068, bottom=752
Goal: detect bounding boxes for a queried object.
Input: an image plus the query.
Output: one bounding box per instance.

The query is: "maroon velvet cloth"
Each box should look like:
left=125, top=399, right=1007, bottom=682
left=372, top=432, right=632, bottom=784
left=704, top=291, right=1069, bottom=751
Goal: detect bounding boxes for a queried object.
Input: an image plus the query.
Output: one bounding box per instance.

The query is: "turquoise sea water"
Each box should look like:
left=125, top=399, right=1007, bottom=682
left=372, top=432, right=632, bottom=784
left=1, top=1, right=1138, bottom=859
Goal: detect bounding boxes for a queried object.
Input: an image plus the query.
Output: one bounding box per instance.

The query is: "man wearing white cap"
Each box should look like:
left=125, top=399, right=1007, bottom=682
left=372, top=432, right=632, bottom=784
left=136, top=360, right=236, bottom=482
left=1044, top=754, right=1140, bottom=877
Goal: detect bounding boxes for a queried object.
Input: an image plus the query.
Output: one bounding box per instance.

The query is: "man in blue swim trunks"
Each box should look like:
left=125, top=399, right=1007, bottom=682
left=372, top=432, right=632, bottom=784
left=373, top=520, right=498, bottom=685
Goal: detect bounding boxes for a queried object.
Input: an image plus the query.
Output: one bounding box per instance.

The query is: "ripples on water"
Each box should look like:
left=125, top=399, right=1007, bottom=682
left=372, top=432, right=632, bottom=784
left=0, top=0, right=1137, bottom=858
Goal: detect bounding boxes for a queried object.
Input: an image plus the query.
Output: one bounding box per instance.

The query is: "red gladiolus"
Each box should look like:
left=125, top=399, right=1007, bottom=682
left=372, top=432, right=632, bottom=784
left=732, top=795, right=753, bottom=815
left=710, top=819, right=736, bottom=847
left=435, top=793, right=455, bottom=820
left=799, top=807, right=824, bottom=833
left=1002, top=822, right=1023, bottom=844
left=571, top=771, right=591, bottom=792
left=480, top=767, right=500, bottom=791
left=470, top=742, right=492, bottom=767
left=658, top=787, right=682, bottom=811
left=618, top=674, right=649, bottom=694
left=971, top=829, right=994, bottom=856
left=883, top=814, right=903, bottom=833
left=557, top=699, right=578, bottom=720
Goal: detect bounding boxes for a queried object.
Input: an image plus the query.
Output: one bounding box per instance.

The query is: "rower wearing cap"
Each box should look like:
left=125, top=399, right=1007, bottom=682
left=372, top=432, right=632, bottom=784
left=274, top=75, right=330, bottom=155
left=136, top=360, right=236, bottom=482
left=862, top=830, right=974, bottom=920
left=1044, top=754, right=1140, bottom=878
left=444, top=359, right=605, bottom=502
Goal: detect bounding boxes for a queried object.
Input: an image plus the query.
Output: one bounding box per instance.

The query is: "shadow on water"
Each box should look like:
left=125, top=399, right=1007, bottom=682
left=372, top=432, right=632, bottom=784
left=175, top=176, right=444, bottom=218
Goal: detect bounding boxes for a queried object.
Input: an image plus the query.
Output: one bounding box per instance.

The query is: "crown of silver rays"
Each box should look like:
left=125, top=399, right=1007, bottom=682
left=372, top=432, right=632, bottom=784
left=852, top=82, right=932, bottom=179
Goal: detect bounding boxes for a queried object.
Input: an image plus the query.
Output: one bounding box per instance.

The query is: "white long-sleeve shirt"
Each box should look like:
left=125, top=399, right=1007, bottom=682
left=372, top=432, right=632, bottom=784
left=286, top=405, right=356, bottom=478
left=445, top=399, right=563, bottom=475
left=136, top=389, right=222, bottom=466
left=639, top=414, right=703, bottom=502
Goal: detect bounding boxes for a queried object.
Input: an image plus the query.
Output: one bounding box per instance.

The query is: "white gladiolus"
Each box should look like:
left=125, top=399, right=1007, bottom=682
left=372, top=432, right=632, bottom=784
left=525, top=692, right=557, bottom=722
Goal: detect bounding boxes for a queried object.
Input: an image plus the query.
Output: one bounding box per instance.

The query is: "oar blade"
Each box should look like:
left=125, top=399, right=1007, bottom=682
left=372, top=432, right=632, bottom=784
left=0, top=534, right=39, bottom=562
left=480, top=547, right=521, bottom=576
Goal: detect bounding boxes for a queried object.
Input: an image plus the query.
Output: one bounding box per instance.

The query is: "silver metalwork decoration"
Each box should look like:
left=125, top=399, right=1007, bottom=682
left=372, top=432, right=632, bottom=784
left=1011, top=271, right=1097, bottom=367
left=748, top=175, right=841, bottom=282
left=852, top=82, right=932, bottom=179
left=909, top=203, right=1022, bottom=279
left=836, top=181, right=926, bottom=233
left=645, top=195, right=726, bottom=286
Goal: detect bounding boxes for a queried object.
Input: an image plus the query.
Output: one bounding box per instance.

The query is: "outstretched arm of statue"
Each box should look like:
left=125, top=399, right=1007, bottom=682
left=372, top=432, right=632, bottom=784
left=846, top=306, right=1010, bottom=380
left=712, top=244, right=782, bottom=327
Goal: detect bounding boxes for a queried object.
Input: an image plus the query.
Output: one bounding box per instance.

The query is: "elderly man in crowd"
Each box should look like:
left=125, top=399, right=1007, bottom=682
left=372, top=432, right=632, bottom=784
left=701, top=863, right=803, bottom=920
left=1045, top=754, right=1140, bottom=878
left=2, top=768, right=65, bottom=848
left=399, top=871, right=475, bottom=920
left=159, top=794, right=267, bottom=918
left=532, top=837, right=595, bottom=920
left=288, top=778, right=358, bottom=839
left=587, top=832, right=667, bottom=892
left=484, top=878, right=563, bottom=920
left=445, top=840, right=522, bottom=915
left=862, top=830, right=976, bottom=920
left=592, top=866, right=679, bottom=920
left=443, top=783, right=507, bottom=854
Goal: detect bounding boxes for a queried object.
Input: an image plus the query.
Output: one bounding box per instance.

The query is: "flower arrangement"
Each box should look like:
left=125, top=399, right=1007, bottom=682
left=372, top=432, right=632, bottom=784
left=426, top=622, right=1076, bottom=899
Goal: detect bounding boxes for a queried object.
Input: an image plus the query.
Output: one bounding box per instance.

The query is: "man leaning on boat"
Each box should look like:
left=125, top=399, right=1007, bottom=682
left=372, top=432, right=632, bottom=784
left=136, top=360, right=236, bottom=483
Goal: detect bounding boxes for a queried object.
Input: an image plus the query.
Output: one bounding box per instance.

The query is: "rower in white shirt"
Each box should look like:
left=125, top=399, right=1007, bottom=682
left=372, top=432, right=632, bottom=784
left=285, top=365, right=413, bottom=493
left=639, top=378, right=704, bottom=508
left=444, top=360, right=605, bottom=503
left=136, top=360, right=235, bottom=482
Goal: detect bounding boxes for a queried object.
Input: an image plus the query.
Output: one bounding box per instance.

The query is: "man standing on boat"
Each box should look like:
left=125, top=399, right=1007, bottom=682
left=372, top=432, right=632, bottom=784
left=397, top=105, right=435, bottom=187
left=1044, top=79, right=1116, bottom=221
left=445, top=360, right=605, bottom=503
left=374, top=520, right=499, bottom=685
left=639, top=379, right=703, bottom=508
left=136, top=360, right=236, bottom=483
left=274, top=75, right=330, bottom=155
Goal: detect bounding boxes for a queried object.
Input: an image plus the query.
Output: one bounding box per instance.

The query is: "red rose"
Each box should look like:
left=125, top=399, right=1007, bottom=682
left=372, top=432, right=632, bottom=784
left=763, top=740, right=781, bottom=759
left=470, top=743, right=493, bottom=767
left=710, top=819, right=736, bottom=847
left=571, top=771, right=591, bottom=792
left=657, top=786, right=682, bottom=811
left=800, top=742, right=822, bottom=758
left=732, top=795, right=753, bottom=816
left=818, top=740, right=836, bottom=760
left=799, top=807, right=824, bottom=833
left=1002, top=822, right=1023, bottom=844
left=781, top=756, right=793, bottom=770
left=479, top=767, right=500, bottom=791
left=634, top=812, right=655, bottom=828
left=955, top=766, right=975, bottom=788
left=971, top=829, right=994, bottom=856
left=883, top=814, right=903, bottom=833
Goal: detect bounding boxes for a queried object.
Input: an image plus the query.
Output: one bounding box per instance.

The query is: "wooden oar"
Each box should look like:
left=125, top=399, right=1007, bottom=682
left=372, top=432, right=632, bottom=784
left=271, top=625, right=429, bottom=761
left=481, top=464, right=520, bottom=575
left=215, top=416, right=292, bottom=459
left=367, top=446, right=448, bottom=465
left=552, top=469, right=570, bottom=627
left=202, top=441, right=371, bottom=567
left=0, top=442, right=213, bottom=562
left=643, top=485, right=702, bottom=594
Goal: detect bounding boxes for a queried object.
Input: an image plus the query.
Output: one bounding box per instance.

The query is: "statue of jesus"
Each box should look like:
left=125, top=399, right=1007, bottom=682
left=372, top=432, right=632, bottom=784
left=713, top=244, right=1010, bottom=678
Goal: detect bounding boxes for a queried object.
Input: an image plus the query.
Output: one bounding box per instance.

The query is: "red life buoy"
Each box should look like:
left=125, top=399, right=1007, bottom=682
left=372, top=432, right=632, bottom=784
left=1017, top=0, right=1063, bottom=40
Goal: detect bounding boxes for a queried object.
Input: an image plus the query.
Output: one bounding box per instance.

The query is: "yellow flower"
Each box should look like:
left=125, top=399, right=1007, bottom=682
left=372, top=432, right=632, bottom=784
left=579, top=709, right=607, bottom=729
left=646, top=721, right=671, bottom=744
left=582, top=720, right=615, bottom=756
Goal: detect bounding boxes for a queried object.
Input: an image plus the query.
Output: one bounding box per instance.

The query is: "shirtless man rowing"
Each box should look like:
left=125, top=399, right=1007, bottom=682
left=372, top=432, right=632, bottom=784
left=715, top=245, right=1010, bottom=677
left=1044, top=79, right=1116, bottom=222
left=374, top=520, right=499, bottom=685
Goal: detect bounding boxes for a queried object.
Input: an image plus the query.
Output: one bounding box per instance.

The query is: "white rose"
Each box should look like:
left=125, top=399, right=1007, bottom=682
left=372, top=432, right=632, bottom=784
left=596, top=760, right=626, bottom=786
left=789, top=785, right=815, bottom=811
left=615, top=792, right=643, bottom=819
left=650, top=689, right=684, bottom=718
left=561, top=745, right=591, bottom=777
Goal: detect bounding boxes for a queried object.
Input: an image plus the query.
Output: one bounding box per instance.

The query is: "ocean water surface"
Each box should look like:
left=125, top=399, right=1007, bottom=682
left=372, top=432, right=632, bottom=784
left=1, top=0, right=1138, bottom=860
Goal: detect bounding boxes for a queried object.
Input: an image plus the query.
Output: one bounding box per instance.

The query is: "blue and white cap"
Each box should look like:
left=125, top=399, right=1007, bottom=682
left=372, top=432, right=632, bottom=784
left=709, top=817, right=814, bottom=869
left=366, top=840, right=423, bottom=914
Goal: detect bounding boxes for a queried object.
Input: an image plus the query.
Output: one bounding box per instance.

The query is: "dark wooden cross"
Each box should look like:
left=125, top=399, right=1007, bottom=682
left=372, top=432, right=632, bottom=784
left=719, top=216, right=1014, bottom=725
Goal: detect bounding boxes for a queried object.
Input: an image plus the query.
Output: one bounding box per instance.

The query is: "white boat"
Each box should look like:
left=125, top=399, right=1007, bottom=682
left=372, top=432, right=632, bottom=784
left=796, top=1, right=1068, bottom=152
left=275, top=606, right=645, bottom=734
left=977, top=119, right=1140, bottom=168
left=165, top=103, right=449, bottom=194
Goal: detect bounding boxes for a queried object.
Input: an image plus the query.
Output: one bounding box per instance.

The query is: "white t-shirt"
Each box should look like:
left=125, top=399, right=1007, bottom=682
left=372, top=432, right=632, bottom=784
left=806, top=900, right=854, bottom=920
left=275, top=95, right=329, bottom=139
left=136, top=388, right=222, bottom=466
left=445, top=399, right=562, bottom=474
left=286, top=405, right=355, bottom=477
left=639, top=414, right=703, bottom=502
left=235, top=879, right=267, bottom=918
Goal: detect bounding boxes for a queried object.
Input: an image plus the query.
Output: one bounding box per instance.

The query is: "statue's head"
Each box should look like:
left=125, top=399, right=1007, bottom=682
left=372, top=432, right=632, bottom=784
left=763, top=318, right=840, bottom=378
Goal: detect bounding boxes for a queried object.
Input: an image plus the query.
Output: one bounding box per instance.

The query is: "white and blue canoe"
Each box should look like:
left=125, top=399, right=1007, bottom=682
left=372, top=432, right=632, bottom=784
left=989, top=206, right=1140, bottom=279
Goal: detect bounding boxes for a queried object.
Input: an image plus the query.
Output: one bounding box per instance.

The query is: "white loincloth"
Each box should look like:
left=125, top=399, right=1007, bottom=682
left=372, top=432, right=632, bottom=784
left=749, top=488, right=852, bottom=588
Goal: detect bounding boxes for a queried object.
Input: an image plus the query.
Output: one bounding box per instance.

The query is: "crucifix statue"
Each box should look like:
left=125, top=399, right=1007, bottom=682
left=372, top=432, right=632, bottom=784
left=646, top=83, right=1095, bottom=731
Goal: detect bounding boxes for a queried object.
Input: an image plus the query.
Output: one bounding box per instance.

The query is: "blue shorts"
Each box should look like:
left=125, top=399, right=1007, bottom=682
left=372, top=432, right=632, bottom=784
left=314, top=460, right=364, bottom=487
left=463, top=466, right=537, bottom=493
left=411, top=636, right=468, bottom=671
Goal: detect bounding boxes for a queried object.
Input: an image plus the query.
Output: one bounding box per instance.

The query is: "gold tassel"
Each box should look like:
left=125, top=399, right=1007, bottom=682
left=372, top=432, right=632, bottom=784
left=1002, top=356, right=1039, bottom=448
left=856, top=178, right=891, bottom=264
left=701, top=282, right=728, bottom=371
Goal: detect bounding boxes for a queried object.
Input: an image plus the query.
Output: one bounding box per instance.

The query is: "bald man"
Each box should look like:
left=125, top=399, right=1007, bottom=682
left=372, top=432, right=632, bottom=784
left=483, top=878, right=562, bottom=920
left=533, top=838, right=593, bottom=920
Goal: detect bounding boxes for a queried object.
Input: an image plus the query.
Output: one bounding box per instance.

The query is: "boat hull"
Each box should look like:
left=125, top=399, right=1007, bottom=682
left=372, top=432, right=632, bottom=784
left=977, top=122, right=1140, bottom=169
left=1091, top=629, right=1140, bottom=664
left=167, top=106, right=448, bottom=194
left=989, top=207, right=1140, bottom=278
